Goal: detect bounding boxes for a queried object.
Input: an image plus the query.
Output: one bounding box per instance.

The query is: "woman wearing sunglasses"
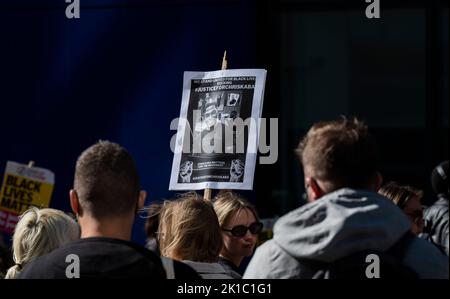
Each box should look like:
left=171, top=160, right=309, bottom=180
left=214, top=191, right=263, bottom=279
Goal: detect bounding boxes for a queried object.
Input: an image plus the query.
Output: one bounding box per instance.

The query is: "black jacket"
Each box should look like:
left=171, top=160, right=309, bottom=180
left=19, top=237, right=167, bottom=279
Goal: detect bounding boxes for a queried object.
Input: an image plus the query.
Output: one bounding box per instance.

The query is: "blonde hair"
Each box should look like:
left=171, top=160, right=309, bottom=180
left=5, top=207, right=80, bottom=279
left=158, top=192, right=223, bottom=263
left=213, top=191, right=260, bottom=228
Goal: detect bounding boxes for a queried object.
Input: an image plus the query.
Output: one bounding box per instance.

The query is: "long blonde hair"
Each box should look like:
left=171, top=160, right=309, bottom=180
left=158, top=192, right=223, bottom=263
left=5, top=207, right=80, bottom=279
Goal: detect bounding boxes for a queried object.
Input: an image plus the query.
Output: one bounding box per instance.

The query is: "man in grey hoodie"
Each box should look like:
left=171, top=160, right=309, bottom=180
left=244, top=117, right=448, bottom=279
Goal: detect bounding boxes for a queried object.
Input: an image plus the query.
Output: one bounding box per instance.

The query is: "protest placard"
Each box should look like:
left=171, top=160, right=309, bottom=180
left=169, top=68, right=267, bottom=191
left=0, top=161, right=54, bottom=234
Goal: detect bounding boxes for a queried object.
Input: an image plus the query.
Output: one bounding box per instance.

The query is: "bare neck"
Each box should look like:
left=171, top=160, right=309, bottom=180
left=78, top=214, right=134, bottom=242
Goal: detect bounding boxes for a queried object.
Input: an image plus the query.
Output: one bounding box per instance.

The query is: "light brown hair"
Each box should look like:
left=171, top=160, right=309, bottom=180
left=296, top=117, right=379, bottom=190
left=158, top=192, right=223, bottom=263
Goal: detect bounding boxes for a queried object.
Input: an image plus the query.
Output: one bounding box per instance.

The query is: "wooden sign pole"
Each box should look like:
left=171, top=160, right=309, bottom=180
left=203, top=51, right=228, bottom=201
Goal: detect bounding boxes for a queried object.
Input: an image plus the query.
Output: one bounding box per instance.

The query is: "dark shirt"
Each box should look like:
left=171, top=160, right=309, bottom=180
left=165, top=258, right=203, bottom=279
left=218, top=256, right=242, bottom=278
left=19, top=237, right=167, bottom=279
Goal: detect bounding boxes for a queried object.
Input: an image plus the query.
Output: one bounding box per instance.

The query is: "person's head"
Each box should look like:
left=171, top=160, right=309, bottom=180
left=378, top=182, right=424, bottom=235
left=296, top=117, right=382, bottom=202
left=70, top=140, right=146, bottom=223
left=158, top=192, right=223, bottom=263
left=213, top=191, right=262, bottom=266
left=5, top=207, right=80, bottom=279
left=431, top=160, right=449, bottom=199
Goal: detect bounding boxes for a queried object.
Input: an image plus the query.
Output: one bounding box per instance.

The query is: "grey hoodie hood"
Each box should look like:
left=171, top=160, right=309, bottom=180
left=273, top=188, right=411, bottom=263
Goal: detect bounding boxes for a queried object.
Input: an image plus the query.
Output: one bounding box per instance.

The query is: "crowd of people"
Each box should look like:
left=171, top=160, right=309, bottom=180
left=0, top=117, right=448, bottom=279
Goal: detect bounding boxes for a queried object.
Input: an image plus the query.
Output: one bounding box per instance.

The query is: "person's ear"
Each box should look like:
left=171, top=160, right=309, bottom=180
left=373, top=172, right=383, bottom=191
left=306, top=177, right=324, bottom=202
left=136, top=190, right=147, bottom=213
left=70, top=189, right=81, bottom=216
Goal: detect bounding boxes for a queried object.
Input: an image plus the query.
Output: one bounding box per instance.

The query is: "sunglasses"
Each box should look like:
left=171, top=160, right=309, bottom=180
left=222, top=222, right=263, bottom=237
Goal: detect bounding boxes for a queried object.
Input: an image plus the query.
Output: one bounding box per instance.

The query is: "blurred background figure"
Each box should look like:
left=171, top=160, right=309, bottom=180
left=144, top=202, right=162, bottom=254
left=422, top=161, right=449, bottom=256
left=379, top=182, right=425, bottom=235
left=5, top=207, right=80, bottom=279
left=213, top=191, right=262, bottom=278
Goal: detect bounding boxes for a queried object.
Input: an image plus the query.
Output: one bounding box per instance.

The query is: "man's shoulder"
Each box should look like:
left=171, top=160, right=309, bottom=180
left=244, top=239, right=301, bottom=279
left=252, top=239, right=280, bottom=257
left=24, top=237, right=158, bottom=261
left=18, top=244, right=75, bottom=278
left=19, top=238, right=166, bottom=279
left=402, top=234, right=449, bottom=279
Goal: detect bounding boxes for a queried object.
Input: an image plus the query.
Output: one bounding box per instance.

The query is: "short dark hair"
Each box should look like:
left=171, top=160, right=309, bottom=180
left=74, top=140, right=140, bottom=218
left=296, top=117, right=379, bottom=190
